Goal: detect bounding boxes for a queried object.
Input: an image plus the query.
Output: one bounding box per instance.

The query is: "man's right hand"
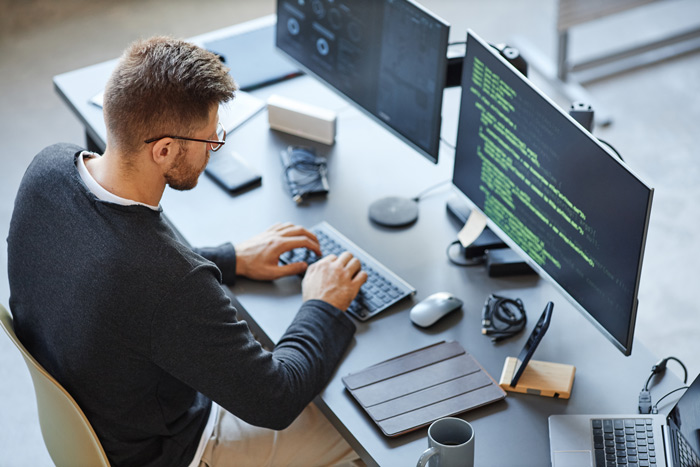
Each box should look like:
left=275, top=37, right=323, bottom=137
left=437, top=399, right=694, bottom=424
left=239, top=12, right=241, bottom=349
left=301, top=251, right=368, bottom=311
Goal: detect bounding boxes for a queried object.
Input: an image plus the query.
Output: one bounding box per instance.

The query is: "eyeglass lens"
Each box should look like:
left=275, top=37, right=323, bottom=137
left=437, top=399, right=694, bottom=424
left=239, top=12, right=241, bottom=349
left=211, top=123, right=226, bottom=152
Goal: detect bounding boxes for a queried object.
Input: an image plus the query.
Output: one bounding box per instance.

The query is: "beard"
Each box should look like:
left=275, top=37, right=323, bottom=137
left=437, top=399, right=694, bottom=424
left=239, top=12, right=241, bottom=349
left=164, top=146, right=210, bottom=191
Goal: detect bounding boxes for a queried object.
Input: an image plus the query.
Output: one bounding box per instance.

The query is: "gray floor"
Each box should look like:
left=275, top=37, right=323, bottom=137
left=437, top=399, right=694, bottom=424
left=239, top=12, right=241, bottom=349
left=1, top=0, right=699, bottom=465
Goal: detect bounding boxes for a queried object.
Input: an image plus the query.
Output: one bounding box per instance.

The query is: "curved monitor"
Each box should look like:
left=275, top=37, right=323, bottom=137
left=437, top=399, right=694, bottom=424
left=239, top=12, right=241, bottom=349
left=275, top=0, right=449, bottom=163
left=452, top=31, right=654, bottom=356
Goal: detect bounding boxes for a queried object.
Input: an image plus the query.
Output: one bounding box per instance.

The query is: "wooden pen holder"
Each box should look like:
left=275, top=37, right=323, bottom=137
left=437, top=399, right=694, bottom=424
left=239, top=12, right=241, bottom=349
left=498, top=357, right=575, bottom=399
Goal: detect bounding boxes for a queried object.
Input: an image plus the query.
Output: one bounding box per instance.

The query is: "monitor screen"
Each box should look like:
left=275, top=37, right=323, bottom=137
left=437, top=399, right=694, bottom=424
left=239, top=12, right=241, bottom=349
left=452, top=31, right=654, bottom=356
left=275, top=0, right=449, bottom=163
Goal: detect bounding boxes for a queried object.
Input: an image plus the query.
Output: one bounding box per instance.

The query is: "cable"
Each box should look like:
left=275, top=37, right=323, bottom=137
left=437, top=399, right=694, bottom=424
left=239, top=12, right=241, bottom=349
left=652, top=386, right=689, bottom=414
left=639, top=356, right=688, bottom=414
left=446, top=240, right=485, bottom=267
left=412, top=179, right=452, bottom=202
left=481, top=294, right=527, bottom=343
left=281, top=146, right=328, bottom=204
left=597, top=139, right=624, bottom=162
left=646, top=357, right=689, bottom=390
left=440, top=136, right=456, bottom=151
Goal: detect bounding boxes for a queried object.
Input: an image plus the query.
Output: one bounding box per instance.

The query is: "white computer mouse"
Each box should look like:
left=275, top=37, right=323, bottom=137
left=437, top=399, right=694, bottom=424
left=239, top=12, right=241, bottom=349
left=410, top=292, right=463, bottom=328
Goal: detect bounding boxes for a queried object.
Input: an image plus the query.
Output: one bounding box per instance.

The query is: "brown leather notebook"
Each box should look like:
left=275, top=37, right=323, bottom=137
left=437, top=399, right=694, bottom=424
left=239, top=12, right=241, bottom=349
left=342, top=341, right=506, bottom=437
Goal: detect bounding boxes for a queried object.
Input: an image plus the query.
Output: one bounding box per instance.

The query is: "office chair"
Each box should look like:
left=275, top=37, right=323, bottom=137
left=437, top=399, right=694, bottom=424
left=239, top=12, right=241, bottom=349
left=0, top=304, right=110, bottom=467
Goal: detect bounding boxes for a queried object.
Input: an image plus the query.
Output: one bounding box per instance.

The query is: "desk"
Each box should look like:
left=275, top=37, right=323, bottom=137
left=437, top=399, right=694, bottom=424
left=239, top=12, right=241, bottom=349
left=54, top=15, right=676, bottom=467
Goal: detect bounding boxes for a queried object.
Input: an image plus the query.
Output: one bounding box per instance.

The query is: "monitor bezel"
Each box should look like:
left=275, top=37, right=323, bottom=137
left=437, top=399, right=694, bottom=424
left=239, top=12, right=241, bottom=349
left=274, top=0, right=450, bottom=164
left=453, top=29, right=654, bottom=356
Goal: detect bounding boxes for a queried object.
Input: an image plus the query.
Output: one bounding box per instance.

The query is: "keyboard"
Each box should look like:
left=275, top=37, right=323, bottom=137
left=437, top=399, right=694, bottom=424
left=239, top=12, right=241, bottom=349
left=670, top=426, right=700, bottom=467
left=592, top=418, right=657, bottom=467
left=279, top=221, right=415, bottom=321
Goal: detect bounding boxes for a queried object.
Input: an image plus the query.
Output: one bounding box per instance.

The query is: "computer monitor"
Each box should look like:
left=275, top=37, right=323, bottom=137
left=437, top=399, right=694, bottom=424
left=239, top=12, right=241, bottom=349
left=452, top=30, right=654, bottom=356
left=275, top=0, right=449, bottom=164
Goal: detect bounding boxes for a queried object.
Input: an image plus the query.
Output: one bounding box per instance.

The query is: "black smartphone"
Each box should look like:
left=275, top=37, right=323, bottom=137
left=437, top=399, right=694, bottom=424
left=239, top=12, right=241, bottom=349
left=510, top=301, right=554, bottom=387
left=205, top=150, right=262, bottom=194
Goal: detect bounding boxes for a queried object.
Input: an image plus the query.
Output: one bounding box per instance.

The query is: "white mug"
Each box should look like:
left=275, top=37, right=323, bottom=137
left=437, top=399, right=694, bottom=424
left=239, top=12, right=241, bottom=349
left=416, top=417, right=475, bottom=467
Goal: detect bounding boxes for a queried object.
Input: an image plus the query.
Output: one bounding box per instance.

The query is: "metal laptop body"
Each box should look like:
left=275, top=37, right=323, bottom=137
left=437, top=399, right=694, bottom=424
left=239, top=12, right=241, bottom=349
left=549, top=374, right=700, bottom=467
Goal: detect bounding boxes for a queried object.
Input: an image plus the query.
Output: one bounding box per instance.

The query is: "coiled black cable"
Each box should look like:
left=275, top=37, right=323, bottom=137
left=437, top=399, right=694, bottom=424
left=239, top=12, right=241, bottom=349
left=481, top=294, right=527, bottom=343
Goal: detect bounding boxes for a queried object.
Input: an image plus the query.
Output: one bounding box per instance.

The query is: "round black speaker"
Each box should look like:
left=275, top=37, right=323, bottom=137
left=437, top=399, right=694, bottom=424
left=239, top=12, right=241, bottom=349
left=368, top=196, right=419, bottom=227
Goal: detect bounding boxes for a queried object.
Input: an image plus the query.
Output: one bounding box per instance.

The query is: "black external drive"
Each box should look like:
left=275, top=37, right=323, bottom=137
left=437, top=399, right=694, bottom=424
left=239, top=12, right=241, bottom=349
left=485, top=248, right=535, bottom=277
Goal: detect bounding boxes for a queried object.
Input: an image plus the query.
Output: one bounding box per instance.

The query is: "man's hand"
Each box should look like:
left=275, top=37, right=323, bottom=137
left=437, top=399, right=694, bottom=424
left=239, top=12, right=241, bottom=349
left=302, top=252, right=368, bottom=311
left=235, top=223, right=322, bottom=280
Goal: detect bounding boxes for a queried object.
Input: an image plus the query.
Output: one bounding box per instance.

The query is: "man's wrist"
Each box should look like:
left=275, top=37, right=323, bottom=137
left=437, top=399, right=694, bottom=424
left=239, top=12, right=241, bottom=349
left=233, top=246, right=247, bottom=276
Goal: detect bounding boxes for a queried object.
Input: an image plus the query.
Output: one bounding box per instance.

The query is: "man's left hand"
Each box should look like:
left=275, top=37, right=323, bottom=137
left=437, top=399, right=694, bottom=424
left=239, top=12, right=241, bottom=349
left=234, top=222, right=321, bottom=280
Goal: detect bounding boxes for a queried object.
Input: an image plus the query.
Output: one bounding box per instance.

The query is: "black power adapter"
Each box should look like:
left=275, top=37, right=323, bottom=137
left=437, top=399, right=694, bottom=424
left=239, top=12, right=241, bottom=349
left=485, top=249, right=535, bottom=277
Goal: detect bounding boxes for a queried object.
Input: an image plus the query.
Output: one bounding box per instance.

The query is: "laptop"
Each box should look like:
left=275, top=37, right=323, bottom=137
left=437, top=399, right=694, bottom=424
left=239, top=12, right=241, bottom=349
left=549, top=373, right=700, bottom=467
left=203, top=23, right=301, bottom=91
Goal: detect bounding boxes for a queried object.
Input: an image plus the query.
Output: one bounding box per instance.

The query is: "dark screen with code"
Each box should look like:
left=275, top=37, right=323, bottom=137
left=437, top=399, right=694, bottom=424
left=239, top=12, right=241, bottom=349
left=452, top=31, right=653, bottom=355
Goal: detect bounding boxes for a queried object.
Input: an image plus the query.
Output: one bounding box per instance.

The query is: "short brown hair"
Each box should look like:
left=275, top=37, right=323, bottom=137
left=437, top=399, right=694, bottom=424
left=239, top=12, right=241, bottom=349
left=103, top=36, right=237, bottom=154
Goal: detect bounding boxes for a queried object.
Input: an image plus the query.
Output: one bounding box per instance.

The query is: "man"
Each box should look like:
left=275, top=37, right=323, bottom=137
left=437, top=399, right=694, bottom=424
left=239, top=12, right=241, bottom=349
left=7, top=36, right=367, bottom=466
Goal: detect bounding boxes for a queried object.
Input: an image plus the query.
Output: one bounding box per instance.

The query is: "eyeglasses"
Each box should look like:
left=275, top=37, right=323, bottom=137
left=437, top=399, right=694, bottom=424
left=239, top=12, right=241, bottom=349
left=144, top=121, right=226, bottom=152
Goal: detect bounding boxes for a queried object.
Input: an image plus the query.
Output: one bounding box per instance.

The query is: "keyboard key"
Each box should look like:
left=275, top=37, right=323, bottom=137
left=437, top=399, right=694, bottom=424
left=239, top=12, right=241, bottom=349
left=594, top=435, right=604, bottom=446
left=594, top=449, right=606, bottom=466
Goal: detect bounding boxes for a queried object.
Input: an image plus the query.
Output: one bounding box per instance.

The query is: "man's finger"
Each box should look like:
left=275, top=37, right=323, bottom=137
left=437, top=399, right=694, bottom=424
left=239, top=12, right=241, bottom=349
left=335, top=251, right=354, bottom=266
left=278, top=236, right=322, bottom=256
left=353, top=270, right=369, bottom=286
left=346, top=257, right=362, bottom=275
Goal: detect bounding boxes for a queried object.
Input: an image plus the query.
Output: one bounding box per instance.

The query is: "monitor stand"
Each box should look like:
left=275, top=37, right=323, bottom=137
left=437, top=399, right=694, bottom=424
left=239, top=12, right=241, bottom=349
left=368, top=196, right=419, bottom=228
left=369, top=43, right=529, bottom=230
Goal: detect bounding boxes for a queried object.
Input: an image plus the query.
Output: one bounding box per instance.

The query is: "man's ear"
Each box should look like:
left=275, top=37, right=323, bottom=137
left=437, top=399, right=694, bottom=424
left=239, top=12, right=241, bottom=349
left=151, top=138, right=179, bottom=168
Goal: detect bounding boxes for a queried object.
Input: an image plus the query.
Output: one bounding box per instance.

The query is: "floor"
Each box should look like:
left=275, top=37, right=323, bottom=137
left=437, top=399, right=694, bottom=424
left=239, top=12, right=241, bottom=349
left=1, top=0, right=699, bottom=465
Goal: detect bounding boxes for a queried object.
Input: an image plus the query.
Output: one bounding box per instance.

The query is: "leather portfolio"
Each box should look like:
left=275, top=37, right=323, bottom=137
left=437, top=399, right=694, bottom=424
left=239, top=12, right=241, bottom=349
left=342, top=340, right=506, bottom=437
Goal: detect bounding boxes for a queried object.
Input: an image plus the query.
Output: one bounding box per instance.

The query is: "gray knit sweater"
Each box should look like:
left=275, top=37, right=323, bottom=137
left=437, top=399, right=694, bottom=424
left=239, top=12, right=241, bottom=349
left=7, top=143, right=355, bottom=466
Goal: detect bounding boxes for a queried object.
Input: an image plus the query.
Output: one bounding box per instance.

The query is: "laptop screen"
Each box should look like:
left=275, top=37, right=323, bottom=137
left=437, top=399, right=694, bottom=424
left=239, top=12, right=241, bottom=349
left=666, top=374, right=700, bottom=462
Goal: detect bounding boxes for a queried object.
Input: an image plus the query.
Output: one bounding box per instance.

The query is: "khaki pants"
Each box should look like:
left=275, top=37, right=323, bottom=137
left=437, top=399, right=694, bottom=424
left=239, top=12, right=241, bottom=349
left=199, top=403, right=364, bottom=467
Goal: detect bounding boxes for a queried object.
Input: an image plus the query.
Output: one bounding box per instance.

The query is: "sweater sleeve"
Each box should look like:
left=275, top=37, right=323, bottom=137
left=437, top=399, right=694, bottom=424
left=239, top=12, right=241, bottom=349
left=192, top=243, right=237, bottom=285
left=150, top=263, right=355, bottom=430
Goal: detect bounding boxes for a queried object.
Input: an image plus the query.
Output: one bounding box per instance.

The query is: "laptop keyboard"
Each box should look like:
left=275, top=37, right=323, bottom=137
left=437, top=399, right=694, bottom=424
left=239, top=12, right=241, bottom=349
left=279, top=221, right=415, bottom=321
left=670, top=427, right=700, bottom=467
left=592, top=418, right=657, bottom=467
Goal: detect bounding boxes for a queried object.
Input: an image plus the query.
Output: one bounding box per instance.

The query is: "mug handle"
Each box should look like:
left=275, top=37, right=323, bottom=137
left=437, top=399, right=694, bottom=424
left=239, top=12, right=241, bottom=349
left=416, top=446, right=438, bottom=467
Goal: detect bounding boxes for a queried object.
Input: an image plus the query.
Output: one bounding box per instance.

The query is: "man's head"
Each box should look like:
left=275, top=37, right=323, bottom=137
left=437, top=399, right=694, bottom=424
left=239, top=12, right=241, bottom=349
left=103, top=36, right=237, bottom=160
